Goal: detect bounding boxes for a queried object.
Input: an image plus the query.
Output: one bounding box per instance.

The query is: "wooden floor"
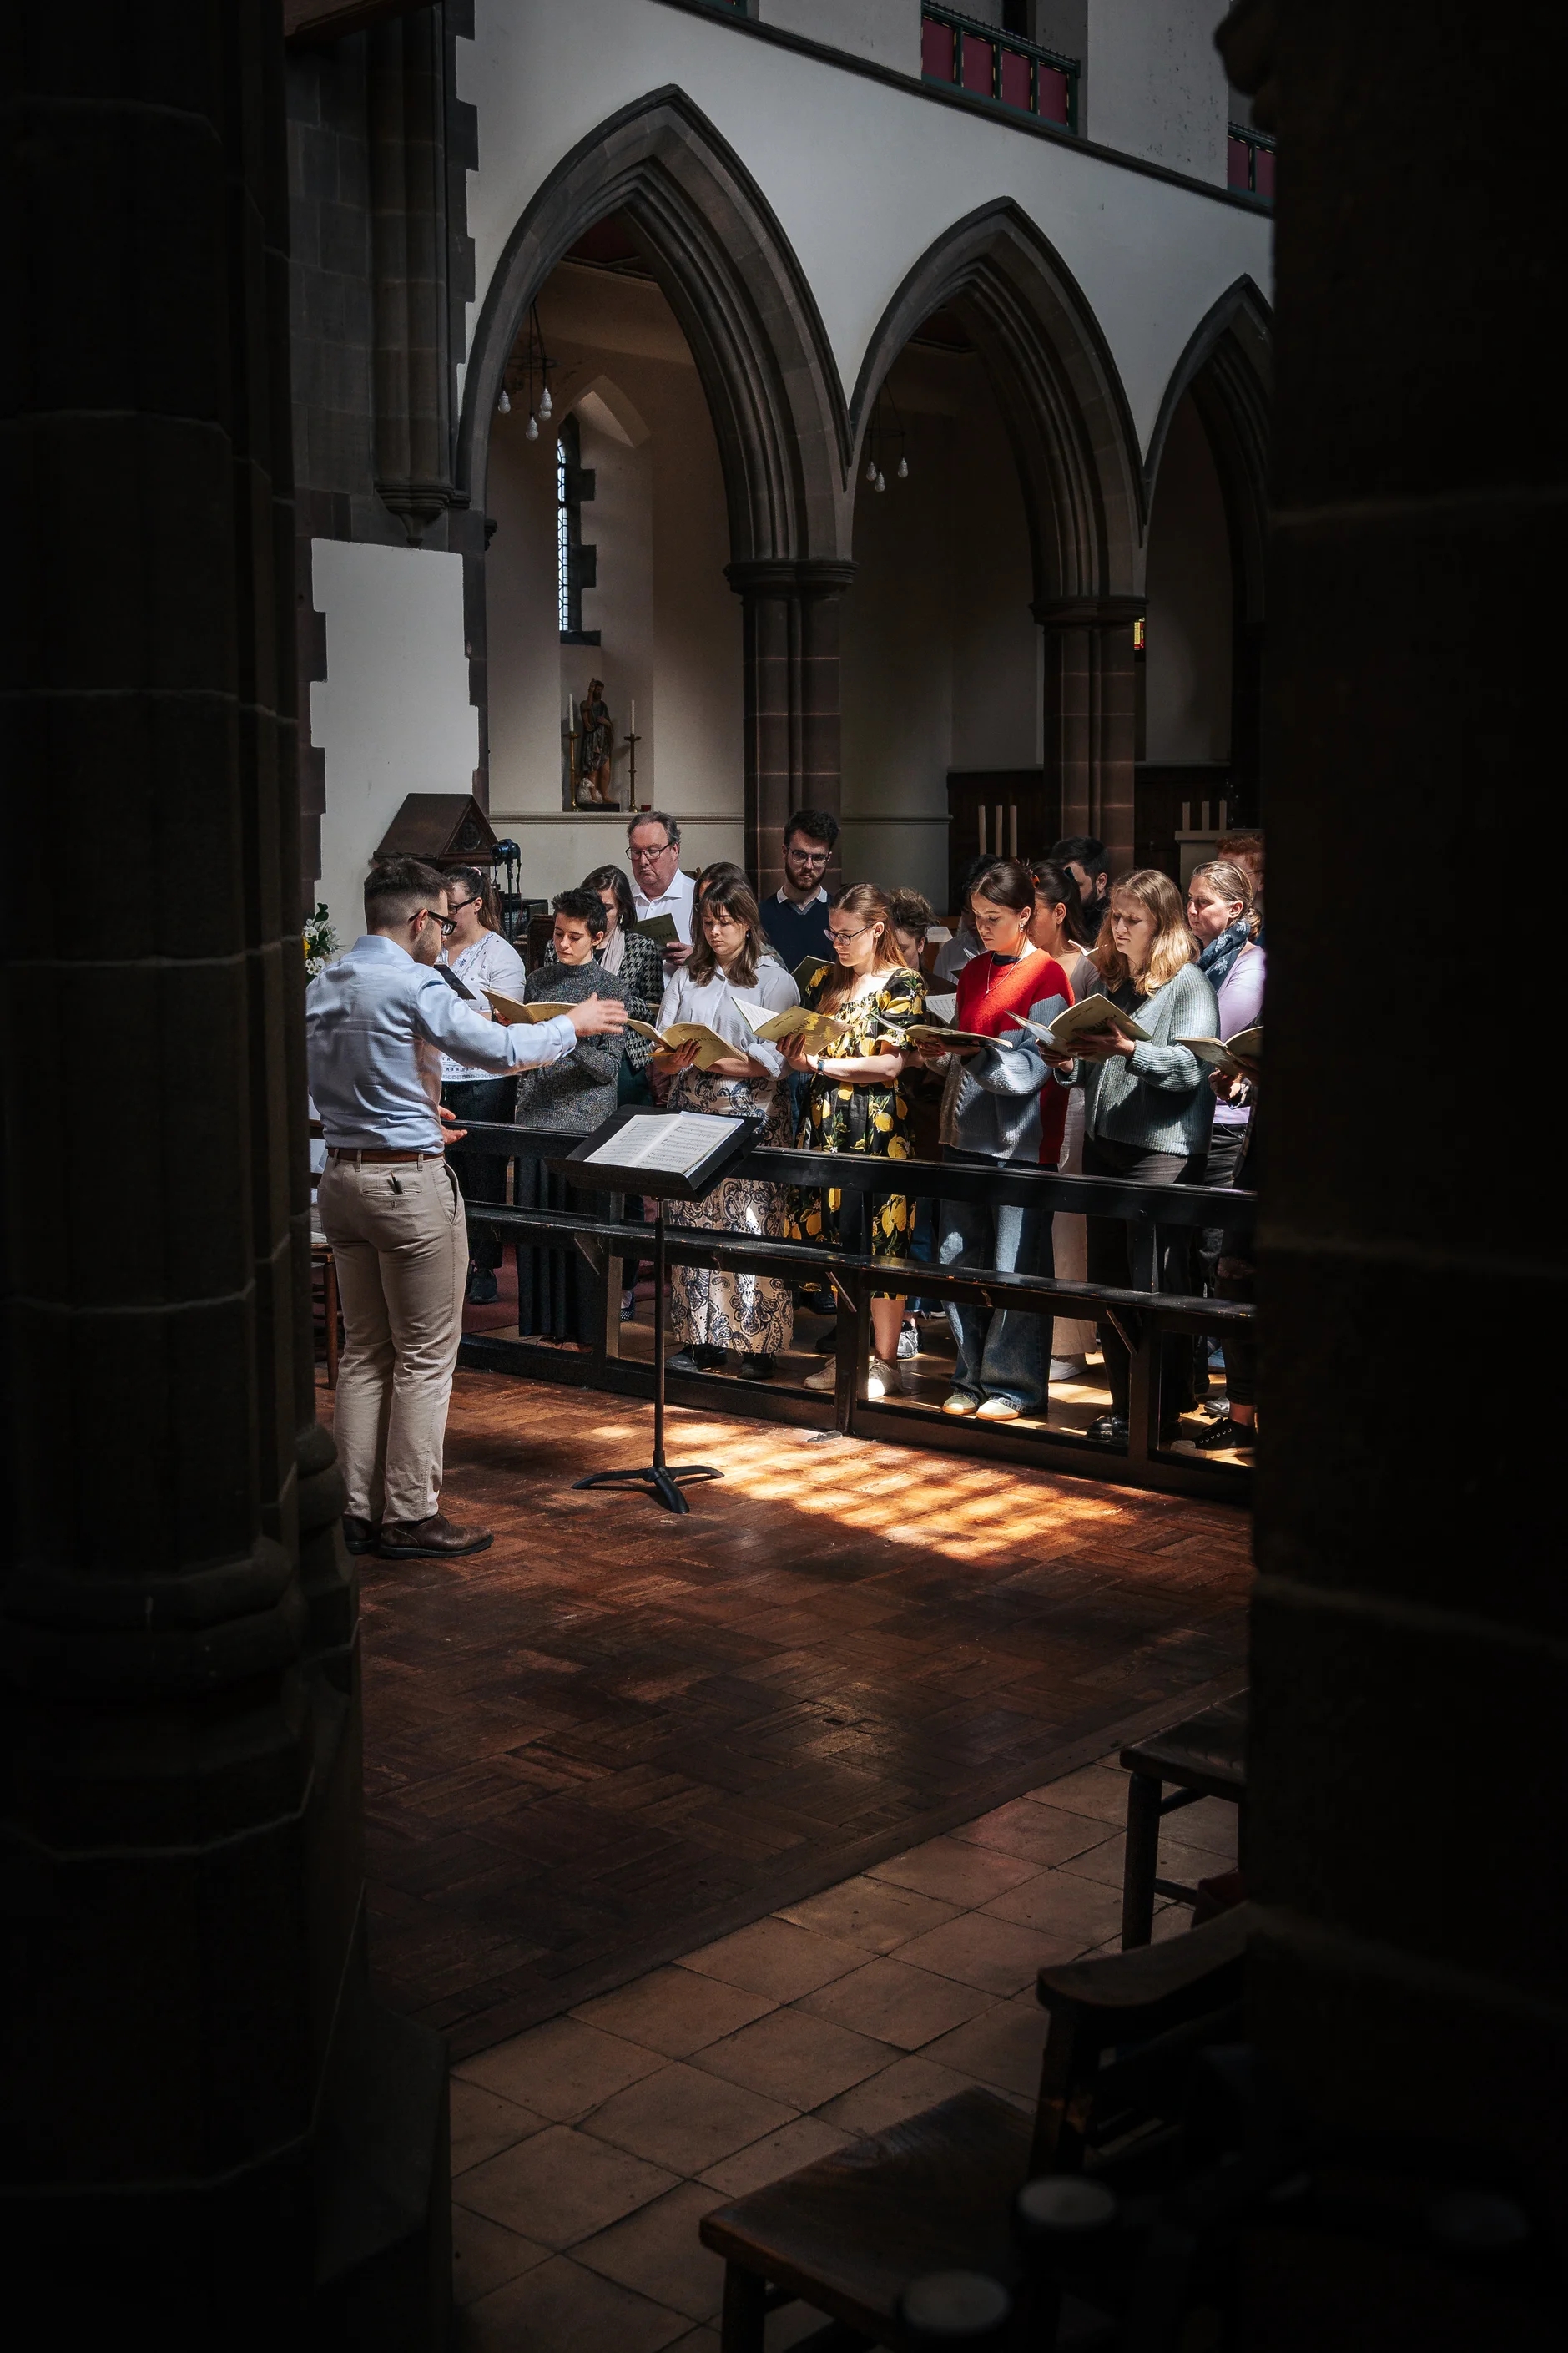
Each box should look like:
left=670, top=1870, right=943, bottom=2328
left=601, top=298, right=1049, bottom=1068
left=332, top=1369, right=1252, bottom=2060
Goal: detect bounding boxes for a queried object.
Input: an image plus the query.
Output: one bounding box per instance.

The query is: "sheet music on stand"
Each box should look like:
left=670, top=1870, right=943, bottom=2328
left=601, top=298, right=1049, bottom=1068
left=582, top=1113, right=738, bottom=1179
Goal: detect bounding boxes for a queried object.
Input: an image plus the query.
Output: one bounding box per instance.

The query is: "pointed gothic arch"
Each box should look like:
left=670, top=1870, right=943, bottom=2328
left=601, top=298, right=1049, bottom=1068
left=1146, top=277, right=1273, bottom=808
left=457, top=86, right=850, bottom=566
left=850, top=199, right=1145, bottom=609
left=849, top=202, right=1147, bottom=863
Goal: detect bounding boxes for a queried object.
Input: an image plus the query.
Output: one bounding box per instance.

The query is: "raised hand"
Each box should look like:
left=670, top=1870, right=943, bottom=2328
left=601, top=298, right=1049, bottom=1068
left=568, top=992, right=630, bottom=1037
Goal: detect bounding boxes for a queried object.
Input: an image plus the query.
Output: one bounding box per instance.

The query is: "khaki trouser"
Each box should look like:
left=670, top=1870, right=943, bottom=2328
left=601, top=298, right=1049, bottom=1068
left=317, top=1154, right=468, bottom=1525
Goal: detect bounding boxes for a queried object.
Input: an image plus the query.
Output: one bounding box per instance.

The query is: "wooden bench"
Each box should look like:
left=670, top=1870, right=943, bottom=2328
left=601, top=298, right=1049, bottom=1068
left=1118, top=1689, right=1247, bottom=1949
left=700, top=1904, right=1253, bottom=2350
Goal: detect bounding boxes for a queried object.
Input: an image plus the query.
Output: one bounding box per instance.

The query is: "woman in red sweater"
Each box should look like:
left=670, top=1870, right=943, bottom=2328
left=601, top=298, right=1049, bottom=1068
left=916, top=859, right=1073, bottom=1420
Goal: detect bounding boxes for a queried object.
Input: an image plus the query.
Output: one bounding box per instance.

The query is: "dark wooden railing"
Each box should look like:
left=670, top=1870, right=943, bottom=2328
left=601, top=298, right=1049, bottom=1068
left=446, top=1125, right=1254, bottom=1505
left=921, top=5, right=1080, bottom=133
left=1227, top=120, right=1275, bottom=202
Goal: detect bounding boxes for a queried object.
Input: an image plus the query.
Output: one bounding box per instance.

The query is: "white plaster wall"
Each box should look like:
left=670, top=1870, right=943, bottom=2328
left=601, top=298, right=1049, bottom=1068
left=763, top=0, right=920, bottom=75
left=1144, top=392, right=1232, bottom=762
left=310, top=540, right=479, bottom=951
left=483, top=270, right=744, bottom=905
left=1082, top=0, right=1229, bottom=183
left=458, top=0, right=1271, bottom=461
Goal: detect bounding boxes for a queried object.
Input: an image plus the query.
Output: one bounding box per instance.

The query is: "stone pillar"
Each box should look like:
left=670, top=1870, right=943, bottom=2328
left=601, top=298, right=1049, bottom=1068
left=1222, top=0, right=1568, bottom=2229
left=727, top=559, right=855, bottom=898
left=2, top=5, right=448, bottom=2339
left=1034, top=596, right=1144, bottom=874
left=367, top=4, right=464, bottom=543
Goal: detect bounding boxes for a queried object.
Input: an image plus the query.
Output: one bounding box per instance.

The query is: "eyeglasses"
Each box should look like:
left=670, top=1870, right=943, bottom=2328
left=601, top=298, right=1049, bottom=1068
left=787, top=846, right=831, bottom=866
left=826, top=923, right=872, bottom=946
left=629, top=840, right=673, bottom=862
left=420, top=907, right=457, bottom=937
left=446, top=896, right=481, bottom=917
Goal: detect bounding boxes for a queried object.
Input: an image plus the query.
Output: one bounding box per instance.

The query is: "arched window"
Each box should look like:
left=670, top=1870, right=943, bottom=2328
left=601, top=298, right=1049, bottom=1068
left=556, top=415, right=599, bottom=644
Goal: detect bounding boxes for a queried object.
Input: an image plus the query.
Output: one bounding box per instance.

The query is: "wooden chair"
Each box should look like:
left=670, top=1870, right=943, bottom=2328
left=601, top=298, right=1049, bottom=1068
left=700, top=1906, right=1253, bottom=2350
left=1118, top=1689, right=1247, bottom=1949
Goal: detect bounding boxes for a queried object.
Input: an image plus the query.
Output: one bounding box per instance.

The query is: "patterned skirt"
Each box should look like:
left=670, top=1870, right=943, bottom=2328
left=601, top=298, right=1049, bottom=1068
left=665, top=1069, right=794, bottom=1356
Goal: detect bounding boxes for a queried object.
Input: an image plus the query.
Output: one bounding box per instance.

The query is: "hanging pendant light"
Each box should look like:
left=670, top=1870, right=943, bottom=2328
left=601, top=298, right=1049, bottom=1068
left=896, top=455, right=909, bottom=479
left=497, top=387, right=511, bottom=415
left=865, top=456, right=877, bottom=484
left=537, top=386, right=553, bottom=421
left=875, top=470, right=886, bottom=492
left=525, top=414, right=539, bottom=442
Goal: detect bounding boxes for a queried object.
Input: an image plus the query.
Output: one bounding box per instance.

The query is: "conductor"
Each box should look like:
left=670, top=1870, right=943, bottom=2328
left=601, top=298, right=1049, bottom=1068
left=307, top=856, right=628, bottom=1561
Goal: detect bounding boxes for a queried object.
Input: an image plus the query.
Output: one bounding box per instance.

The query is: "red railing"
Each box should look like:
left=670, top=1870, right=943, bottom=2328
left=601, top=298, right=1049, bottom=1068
left=1227, top=121, right=1275, bottom=202
left=921, top=5, right=1080, bottom=134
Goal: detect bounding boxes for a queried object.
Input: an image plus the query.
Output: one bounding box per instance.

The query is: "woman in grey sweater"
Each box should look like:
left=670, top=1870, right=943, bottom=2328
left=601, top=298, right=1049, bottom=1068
left=512, top=890, right=628, bottom=1343
left=1031, top=869, right=1218, bottom=1444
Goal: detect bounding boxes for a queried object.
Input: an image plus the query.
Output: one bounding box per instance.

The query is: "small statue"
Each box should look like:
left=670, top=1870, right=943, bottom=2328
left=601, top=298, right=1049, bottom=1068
left=577, top=679, right=614, bottom=805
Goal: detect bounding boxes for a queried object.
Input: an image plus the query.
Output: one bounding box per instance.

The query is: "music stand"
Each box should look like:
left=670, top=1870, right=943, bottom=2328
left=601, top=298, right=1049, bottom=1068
left=548, top=1108, right=764, bottom=1513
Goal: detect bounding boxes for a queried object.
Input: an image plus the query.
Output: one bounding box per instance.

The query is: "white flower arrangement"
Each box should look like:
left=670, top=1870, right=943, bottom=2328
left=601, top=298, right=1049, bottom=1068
left=303, top=903, right=339, bottom=980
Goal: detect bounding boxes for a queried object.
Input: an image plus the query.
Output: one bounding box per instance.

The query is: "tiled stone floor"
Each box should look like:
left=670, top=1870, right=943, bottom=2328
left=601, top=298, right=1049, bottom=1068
left=448, top=1752, right=1240, bottom=2349
left=335, top=1371, right=1250, bottom=2053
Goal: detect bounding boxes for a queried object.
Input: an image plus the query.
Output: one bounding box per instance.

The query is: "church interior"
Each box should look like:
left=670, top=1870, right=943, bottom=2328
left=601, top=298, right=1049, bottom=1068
left=6, top=1, right=1562, bottom=2347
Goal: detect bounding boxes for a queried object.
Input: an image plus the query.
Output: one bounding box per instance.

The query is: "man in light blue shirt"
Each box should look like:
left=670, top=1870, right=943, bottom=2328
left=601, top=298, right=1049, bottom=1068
left=308, top=856, right=627, bottom=1562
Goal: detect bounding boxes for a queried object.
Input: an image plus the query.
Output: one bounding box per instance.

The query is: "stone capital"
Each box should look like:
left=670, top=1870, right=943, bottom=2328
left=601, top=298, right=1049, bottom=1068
left=725, top=557, right=857, bottom=602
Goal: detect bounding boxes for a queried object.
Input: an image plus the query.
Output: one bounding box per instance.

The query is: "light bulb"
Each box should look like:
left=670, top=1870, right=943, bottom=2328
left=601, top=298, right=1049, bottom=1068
left=497, top=387, right=511, bottom=414
left=538, top=386, right=552, bottom=420
left=896, top=456, right=909, bottom=479
left=865, top=457, right=877, bottom=483
left=525, top=414, right=539, bottom=442
left=875, top=470, right=886, bottom=492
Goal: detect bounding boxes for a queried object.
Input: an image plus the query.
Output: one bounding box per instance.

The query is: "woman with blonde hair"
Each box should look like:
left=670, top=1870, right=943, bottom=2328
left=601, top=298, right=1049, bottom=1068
left=1034, top=867, right=1218, bottom=1444
left=784, top=883, right=925, bottom=1398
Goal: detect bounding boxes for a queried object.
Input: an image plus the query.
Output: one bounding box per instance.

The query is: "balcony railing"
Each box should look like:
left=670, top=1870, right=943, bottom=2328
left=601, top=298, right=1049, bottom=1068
left=921, top=4, right=1080, bottom=134
left=1227, top=119, right=1275, bottom=202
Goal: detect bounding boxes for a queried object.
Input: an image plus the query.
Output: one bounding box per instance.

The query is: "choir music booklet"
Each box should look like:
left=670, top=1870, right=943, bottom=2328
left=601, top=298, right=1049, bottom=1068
left=904, top=1023, right=1010, bottom=1050
left=624, top=1019, right=744, bottom=1069
left=729, top=999, right=851, bottom=1046
left=792, top=952, right=833, bottom=992
left=582, top=1111, right=740, bottom=1177
left=1004, top=993, right=1152, bottom=1048
left=632, top=912, right=681, bottom=945
left=484, top=990, right=573, bottom=1024
left=1174, top=1024, right=1263, bottom=1073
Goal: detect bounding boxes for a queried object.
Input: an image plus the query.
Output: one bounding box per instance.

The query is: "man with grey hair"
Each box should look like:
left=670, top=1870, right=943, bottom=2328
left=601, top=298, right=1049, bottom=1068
left=626, top=809, right=694, bottom=967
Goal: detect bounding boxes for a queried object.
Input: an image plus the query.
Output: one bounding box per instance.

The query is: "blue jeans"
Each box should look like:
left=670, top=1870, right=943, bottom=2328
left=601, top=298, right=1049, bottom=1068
left=939, top=1147, right=1051, bottom=1409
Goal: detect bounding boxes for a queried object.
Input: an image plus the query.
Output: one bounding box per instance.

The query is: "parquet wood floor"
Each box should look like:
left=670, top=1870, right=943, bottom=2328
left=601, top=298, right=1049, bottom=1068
left=328, top=1370, right=1252, bottom=2060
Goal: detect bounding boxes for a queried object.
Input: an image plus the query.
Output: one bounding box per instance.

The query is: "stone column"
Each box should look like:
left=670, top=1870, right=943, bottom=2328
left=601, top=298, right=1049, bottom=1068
left=1222, top=0, right=1568, bottom=2230
left=1034, top=595, right=1144, bottom=873
left=2, top=5, right=447, bottom=2337
left=727, top=558, right=855, bottom=898
left=367, top=3, right=464, bottom=543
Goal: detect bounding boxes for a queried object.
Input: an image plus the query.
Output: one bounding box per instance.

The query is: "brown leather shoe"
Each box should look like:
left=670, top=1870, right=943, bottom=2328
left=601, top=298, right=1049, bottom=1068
left=377, top=1512, right=492, bottom=1560
left=341, top=1515, right=378, bottom=1555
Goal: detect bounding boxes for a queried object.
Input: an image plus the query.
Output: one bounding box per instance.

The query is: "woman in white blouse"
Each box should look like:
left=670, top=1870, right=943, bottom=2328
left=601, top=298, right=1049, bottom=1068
left=652, top=880, right=799, bottom=1381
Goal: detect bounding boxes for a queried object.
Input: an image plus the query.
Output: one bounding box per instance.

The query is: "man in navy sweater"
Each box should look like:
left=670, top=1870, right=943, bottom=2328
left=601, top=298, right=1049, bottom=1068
left=759, top=808, right=839, bottom=967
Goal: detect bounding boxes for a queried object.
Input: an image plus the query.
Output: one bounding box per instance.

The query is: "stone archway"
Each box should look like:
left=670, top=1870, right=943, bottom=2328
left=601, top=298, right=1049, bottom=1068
left=1145, top=279, right=1273, bottom=815
left=459, top=89, right=854, bottom=888
left=850, top=201, right=1147, bottom=866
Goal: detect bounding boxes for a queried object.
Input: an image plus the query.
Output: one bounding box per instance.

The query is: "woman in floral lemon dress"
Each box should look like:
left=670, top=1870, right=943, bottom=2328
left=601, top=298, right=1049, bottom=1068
left=784, top=883, right=925, bottom=1398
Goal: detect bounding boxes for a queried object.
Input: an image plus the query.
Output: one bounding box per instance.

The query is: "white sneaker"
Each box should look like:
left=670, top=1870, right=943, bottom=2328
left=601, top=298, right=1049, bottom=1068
left=866, top=1357, right=901, bottom=1401
left=896, top=1321, right=920, bottom=1360
left=1049, top=1356, right=1087, bottom=1381
left=804, top=1360, right=837, bottom=1392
